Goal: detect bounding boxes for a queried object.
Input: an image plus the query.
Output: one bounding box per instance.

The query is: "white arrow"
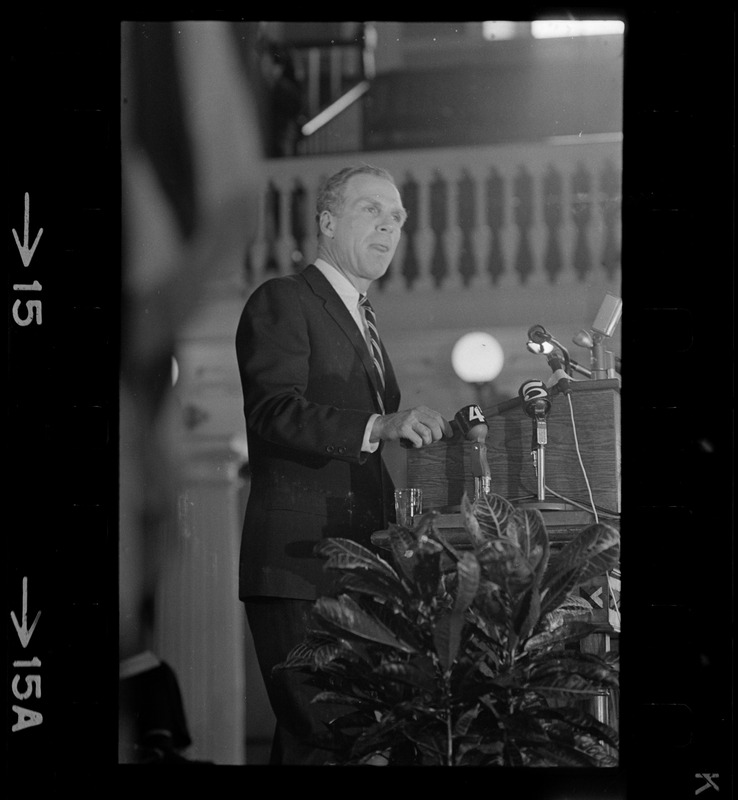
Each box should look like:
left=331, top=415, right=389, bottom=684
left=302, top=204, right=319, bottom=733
left=10, top=577, right=41, bottom=648
left=12, top=193, right=44, bottom=267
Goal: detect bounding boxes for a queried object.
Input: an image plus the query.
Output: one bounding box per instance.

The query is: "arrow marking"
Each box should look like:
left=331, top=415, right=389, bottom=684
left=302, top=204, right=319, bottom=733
left=10, top=577, right=41, bottom=648
left=12, top=193, right=44, bottom=267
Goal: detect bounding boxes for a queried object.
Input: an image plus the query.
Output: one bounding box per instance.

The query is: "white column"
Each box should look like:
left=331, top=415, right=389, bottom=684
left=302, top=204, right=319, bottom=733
left=154, top=444, right=247, bottom=765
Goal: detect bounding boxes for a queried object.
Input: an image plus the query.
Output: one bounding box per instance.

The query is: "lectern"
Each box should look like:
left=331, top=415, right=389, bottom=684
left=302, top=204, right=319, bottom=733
left=406, top=378, right=620, bottom=546
left=405, top=377, right=621, bottom=728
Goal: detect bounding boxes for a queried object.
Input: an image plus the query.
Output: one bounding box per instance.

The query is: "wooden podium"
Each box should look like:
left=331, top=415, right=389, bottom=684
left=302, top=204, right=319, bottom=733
left=407, top=378, right=621, bottom=532
left=402, top=378, right=621, bottom=729
left=405, top=378, right=621, bottom=729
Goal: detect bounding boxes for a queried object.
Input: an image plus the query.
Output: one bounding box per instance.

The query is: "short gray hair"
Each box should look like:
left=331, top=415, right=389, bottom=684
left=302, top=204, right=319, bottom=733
left=315, top=164, right=397, bottom=233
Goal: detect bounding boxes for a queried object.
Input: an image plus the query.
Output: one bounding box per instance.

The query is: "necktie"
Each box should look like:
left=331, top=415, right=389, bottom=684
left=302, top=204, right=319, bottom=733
left=359, top=294, right=386, bottom=412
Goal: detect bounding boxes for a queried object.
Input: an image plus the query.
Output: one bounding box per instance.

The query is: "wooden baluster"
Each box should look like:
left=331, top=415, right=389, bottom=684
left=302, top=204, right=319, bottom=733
left=513, top=164, right=535, bottom=285
left=543, top=163, right=564, bottom=284
left=429, top=170, right=449, bottom=288
left=395, top=172, right=420, bottom=291
left=600, top=157, right=621, bottom=281
left=412, top=167, right=434, bottom=292
left=571, top=161, right=593, bottom=281
left=442, top=169, right=461, bottom=290
left=456, top=168, right=478, bottom=288
left=485, top=166, right=506, bottom=286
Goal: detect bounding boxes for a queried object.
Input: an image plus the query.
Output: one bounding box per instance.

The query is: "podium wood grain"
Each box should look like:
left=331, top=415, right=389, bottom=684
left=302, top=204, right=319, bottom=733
left=407, top=379, right=620, bottom=514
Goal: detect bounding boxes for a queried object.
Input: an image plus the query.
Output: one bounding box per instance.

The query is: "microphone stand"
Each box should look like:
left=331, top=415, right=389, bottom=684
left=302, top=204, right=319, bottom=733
left=569, top=358, right=592, bottom=379
left=517, top=382, right=579, bottom=514
left=452, top=406, right=491, bottom=501
left=532, top=405, right=548, bottom=503
left=591, top=333, right=620, bottom=379
left=572, top=329, right=621, bottom=380
left=471, top=439, right=491, bottom=500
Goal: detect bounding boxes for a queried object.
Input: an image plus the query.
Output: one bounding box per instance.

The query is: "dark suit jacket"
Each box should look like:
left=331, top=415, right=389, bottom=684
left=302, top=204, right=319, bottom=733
left=235, top=264, right=401, bottom=601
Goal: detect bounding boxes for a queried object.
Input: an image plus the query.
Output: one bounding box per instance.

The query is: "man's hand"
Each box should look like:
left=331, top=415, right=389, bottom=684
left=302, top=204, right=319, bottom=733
left=370, top=406, right=453, bottom=448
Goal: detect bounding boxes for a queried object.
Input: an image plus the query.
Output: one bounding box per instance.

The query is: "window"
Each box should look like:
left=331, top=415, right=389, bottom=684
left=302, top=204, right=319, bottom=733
left=483, top=19, right=624, bottom=41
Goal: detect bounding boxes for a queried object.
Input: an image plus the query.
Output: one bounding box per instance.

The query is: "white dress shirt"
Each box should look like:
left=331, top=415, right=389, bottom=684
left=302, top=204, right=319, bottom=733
left=314, top=258, right=381, bottom=453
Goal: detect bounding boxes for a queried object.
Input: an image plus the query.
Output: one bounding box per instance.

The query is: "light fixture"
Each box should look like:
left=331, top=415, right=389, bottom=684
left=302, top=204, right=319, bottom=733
left=451, top=332, right=504, bottom=409
left=451, top=331, right=504, bottom=384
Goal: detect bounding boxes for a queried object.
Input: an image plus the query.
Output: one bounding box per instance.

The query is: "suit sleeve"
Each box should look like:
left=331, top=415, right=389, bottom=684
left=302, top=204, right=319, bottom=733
left=236, top=277, right=374, bottom=462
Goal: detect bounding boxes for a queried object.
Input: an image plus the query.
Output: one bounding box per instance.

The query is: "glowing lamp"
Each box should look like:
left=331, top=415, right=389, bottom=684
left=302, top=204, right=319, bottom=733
left=451, top=332, right=504, bottom=384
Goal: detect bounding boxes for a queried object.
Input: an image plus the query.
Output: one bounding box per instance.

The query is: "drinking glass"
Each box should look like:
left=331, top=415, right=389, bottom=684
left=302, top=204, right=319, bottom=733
left=394, top=488, right=423, bottom=527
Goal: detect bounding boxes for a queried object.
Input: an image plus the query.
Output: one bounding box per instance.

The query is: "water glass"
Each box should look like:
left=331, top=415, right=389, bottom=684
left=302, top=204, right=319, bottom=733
left=394, top=488, right=423, bottom=527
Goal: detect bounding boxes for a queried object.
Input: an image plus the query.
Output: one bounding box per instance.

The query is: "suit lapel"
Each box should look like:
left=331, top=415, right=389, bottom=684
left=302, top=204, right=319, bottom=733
left=302, top=265, right=388, bottom=409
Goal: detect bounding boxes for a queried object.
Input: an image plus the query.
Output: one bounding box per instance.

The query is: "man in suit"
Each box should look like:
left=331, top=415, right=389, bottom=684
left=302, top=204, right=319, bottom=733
left=236, top=164, right=450, bottom=764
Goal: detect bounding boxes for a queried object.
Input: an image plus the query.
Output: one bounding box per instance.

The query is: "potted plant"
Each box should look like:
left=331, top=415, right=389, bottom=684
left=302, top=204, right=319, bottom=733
left=277, top=491, right=620, bottom=766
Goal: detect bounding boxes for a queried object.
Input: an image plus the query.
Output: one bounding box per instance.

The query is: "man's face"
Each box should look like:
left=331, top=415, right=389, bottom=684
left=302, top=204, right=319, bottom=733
left=323, top=173, right=407, bottom=289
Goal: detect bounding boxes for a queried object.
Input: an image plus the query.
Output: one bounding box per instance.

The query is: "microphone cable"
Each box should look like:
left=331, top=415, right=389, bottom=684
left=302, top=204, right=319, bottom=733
left=542, top=486, right=620, bottom=521
left=560, top=392, right=622, bottom=631
left=555, top=392, right=599, bottom=523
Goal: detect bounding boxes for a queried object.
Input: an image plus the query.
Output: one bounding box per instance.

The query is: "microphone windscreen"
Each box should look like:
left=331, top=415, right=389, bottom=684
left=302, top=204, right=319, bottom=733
left=528, top=324, right=548, bottom=344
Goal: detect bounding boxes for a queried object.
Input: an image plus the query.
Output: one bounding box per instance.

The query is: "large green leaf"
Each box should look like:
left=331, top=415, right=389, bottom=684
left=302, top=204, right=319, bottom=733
left=453, top=706, right=482, bottom=738
left=433, top=553, right=481, bottom=672
left=475, top=537, right=536, bottom=593
left=450, top=653, right=492, bottom=695
left=530, top=672, right=618, bottom=698
left=364, top=596, right=426, bottom=651
left=277, top=634, right=348, bottom=671
left=351, top=701, right=442, bottom=761
left=534, top=595, right=593, bottom=639
left=432, top=612, right=459, bottom=673
left=315, top=537, right=403, bottom=584
left=313, top=594, right=417, bottom=653
left=387, top=523, right=420, bottom=583
left=531, top=647, right=617, bottom=673
left=540, top=523, right=620, bottom=616
left=471, top=492, right=516, bottom=539
left=412, top=547, right=443, bottom=603
left=511, top=584, right=542, bottom=644
left=375, top=660, right=437, bottom=692
left=455, top=551, right=481, bottom=611
left=535, top=706, right=619, bottom=750
left=544, top=523, right=620, bottom=583
left=404, top=726, right=450, bottom=765
left=312, top=690, right=371, bottom=708
left=520, top=739, right=602, bottom=767
left=524, top=618, right=605, bottom=653
left=465, top=626, right=506, bottom=672
left=527, top=660, right=619, bottom=694
left=460, top=492, right=484, bottom=546
left=504, top=507, right=550, bottom=579
left=458, top=738, right=505, bottom=765
left=332, top=570, right=413, bottom=606
left=469, top=584, right=510, bottom=633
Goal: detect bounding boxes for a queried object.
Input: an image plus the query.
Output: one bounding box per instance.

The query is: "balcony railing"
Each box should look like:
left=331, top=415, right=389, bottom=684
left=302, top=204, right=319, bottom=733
left=243, top=135, right=622, bottom=297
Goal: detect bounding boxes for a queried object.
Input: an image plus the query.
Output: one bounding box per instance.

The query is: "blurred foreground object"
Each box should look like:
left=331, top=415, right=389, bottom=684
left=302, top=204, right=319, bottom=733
left=119, top=20, right=263, bottom=760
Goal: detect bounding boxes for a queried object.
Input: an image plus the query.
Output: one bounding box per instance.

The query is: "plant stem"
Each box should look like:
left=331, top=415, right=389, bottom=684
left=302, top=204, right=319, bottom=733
left=444, top=672, right=453, bottom=766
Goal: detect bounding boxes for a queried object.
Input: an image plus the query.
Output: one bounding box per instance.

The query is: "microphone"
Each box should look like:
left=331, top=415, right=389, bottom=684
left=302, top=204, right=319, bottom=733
left=452, top=404, right=491, bottom=495
left=527, top=324, right=551, bottom=345
left=528, top=324, right=573, bottom=385
left=519, top=380, right=552, bottom=419
left=452, top=404, right=488, bottom=442
left=546, top=352, right=572, bottom=395
left=400, top=405, right=485, bottom=449
left=519, top=380, right=552, bottom=461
